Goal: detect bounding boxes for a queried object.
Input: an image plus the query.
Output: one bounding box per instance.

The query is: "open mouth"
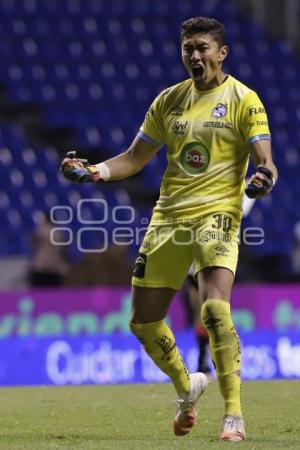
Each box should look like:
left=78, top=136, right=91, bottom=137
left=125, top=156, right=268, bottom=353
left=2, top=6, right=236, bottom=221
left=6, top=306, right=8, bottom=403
left=191, top=66, right=204, bottom=79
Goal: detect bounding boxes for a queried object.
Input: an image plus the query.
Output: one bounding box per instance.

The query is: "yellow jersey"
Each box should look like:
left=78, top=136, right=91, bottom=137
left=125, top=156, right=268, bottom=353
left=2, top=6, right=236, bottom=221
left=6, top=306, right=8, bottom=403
left=138, top=75, right=271, bottom=224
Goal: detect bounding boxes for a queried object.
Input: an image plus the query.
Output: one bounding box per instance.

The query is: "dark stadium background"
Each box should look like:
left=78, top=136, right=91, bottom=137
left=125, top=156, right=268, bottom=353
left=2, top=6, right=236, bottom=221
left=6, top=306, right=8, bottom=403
left=0, top=0, right=300, bottom=386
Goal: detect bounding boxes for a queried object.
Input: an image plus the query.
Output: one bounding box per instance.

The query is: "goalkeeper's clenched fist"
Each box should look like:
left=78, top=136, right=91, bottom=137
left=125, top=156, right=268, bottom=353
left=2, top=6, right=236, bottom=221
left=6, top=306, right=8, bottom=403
left=245, top=165, right=274, bottom=199
left=60, top=151, right=101, bottom=183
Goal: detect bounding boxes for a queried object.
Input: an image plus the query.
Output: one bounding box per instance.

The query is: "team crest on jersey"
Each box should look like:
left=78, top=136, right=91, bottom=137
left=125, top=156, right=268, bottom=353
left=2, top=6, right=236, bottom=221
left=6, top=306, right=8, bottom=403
left=211, top=103, right=228, bottom=118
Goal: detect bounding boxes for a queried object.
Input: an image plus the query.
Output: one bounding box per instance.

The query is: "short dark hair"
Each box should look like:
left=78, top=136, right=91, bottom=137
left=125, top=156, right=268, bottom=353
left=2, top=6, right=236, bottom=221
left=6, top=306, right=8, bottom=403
left=181, top=17, right=226, bottom=47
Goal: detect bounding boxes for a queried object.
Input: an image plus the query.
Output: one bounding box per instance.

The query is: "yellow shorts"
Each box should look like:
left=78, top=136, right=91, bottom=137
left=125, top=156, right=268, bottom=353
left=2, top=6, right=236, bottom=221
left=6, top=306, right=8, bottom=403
left=132, top=213, right=240, bottom=290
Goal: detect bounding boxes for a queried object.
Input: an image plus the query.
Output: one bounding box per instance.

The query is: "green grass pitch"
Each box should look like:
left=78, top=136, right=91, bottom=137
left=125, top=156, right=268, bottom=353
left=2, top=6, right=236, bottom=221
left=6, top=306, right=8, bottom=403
left=0, top=380, right=299, bottom=449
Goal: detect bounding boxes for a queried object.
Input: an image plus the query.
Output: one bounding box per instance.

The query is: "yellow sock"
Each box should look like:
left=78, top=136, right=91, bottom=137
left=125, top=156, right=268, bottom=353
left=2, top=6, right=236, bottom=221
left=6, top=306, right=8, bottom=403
left=130, top=320, right=190, bottom=396
left=201, top=298, right=242, bottom=416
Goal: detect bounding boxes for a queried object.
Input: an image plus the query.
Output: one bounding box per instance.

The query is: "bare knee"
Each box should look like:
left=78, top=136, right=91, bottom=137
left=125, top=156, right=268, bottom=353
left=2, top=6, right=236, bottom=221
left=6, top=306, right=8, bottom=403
left=130, top=286, right=176, bottom=325
left=205, top=285, right=229, bottom=300
left=199, top=267, right=234, bottom=301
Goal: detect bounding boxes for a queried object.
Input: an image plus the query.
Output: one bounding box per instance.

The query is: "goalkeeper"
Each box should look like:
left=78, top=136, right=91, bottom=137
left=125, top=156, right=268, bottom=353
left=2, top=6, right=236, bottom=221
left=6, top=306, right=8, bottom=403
left=61, top=17, right=278, bottom=442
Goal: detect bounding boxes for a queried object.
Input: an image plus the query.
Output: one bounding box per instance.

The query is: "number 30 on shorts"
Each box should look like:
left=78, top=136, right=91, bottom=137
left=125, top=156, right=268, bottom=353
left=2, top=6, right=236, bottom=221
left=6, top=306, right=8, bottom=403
left=211, top=214, right=232, bottom=232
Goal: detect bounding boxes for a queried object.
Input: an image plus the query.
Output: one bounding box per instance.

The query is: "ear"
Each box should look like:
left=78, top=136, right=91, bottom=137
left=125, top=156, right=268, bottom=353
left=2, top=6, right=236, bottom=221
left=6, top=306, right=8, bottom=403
left=218, top=45, right=229, bottom=63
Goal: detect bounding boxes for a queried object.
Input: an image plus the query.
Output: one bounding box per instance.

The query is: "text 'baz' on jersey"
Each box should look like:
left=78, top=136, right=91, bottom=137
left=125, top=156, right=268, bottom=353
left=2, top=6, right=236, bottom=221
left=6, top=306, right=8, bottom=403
left=138, top=75, right=271, bottom=224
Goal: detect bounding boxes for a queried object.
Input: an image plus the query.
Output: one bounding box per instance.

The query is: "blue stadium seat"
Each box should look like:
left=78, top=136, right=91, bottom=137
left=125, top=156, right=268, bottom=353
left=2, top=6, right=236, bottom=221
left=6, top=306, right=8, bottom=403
left=0, top=0, right=298, bottom=267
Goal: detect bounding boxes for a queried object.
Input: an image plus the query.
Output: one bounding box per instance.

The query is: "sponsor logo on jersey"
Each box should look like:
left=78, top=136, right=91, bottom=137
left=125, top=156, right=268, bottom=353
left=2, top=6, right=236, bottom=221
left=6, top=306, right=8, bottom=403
left=172, top=120, right=188, bottom=135
left=248, top=106, right=265, bottom=116
left=255, top=120, right=268, bottom=126
left=181, top=142, right=210, bottom=175
left=248, top=120, right=268, bottom=130
left=211, top=103, right=228, bottom=118
left=170, top=106, right=185, bottom=116
left=203, top=121, right=232, bottom=129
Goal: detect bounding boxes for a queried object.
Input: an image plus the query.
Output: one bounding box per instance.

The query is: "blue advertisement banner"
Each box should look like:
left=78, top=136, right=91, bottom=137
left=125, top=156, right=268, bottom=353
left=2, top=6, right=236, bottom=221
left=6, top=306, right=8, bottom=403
left=0, top=331, right=299, bottom=386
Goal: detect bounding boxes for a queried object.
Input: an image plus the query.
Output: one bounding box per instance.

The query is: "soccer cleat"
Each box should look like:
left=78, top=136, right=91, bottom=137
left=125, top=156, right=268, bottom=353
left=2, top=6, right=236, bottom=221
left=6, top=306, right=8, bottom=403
left=173, top=372, right=208, bottom=436
left=220, top=415, right=246, bottom=442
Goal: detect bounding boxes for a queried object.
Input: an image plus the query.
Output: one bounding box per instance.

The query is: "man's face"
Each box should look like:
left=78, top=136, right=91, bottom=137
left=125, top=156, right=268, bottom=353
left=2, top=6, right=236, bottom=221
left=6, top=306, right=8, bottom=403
left=181, top=32, right=228, bottom=89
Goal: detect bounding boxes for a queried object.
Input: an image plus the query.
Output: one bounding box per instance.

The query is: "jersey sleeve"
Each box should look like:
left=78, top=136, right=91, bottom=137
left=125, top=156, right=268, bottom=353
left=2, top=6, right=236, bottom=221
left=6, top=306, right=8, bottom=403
left=137, top=92, right=166, bottom=147
left=239, top=90, right=271, bottom=144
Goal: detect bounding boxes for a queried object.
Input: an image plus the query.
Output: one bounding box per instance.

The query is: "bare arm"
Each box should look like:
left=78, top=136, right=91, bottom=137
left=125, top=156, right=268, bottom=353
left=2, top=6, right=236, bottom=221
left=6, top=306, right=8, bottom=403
left=249, top=139, right=278, bottom=183
left=60, top=135, right=161, bottom=183
left=101, top=135, right=160, bottom=180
